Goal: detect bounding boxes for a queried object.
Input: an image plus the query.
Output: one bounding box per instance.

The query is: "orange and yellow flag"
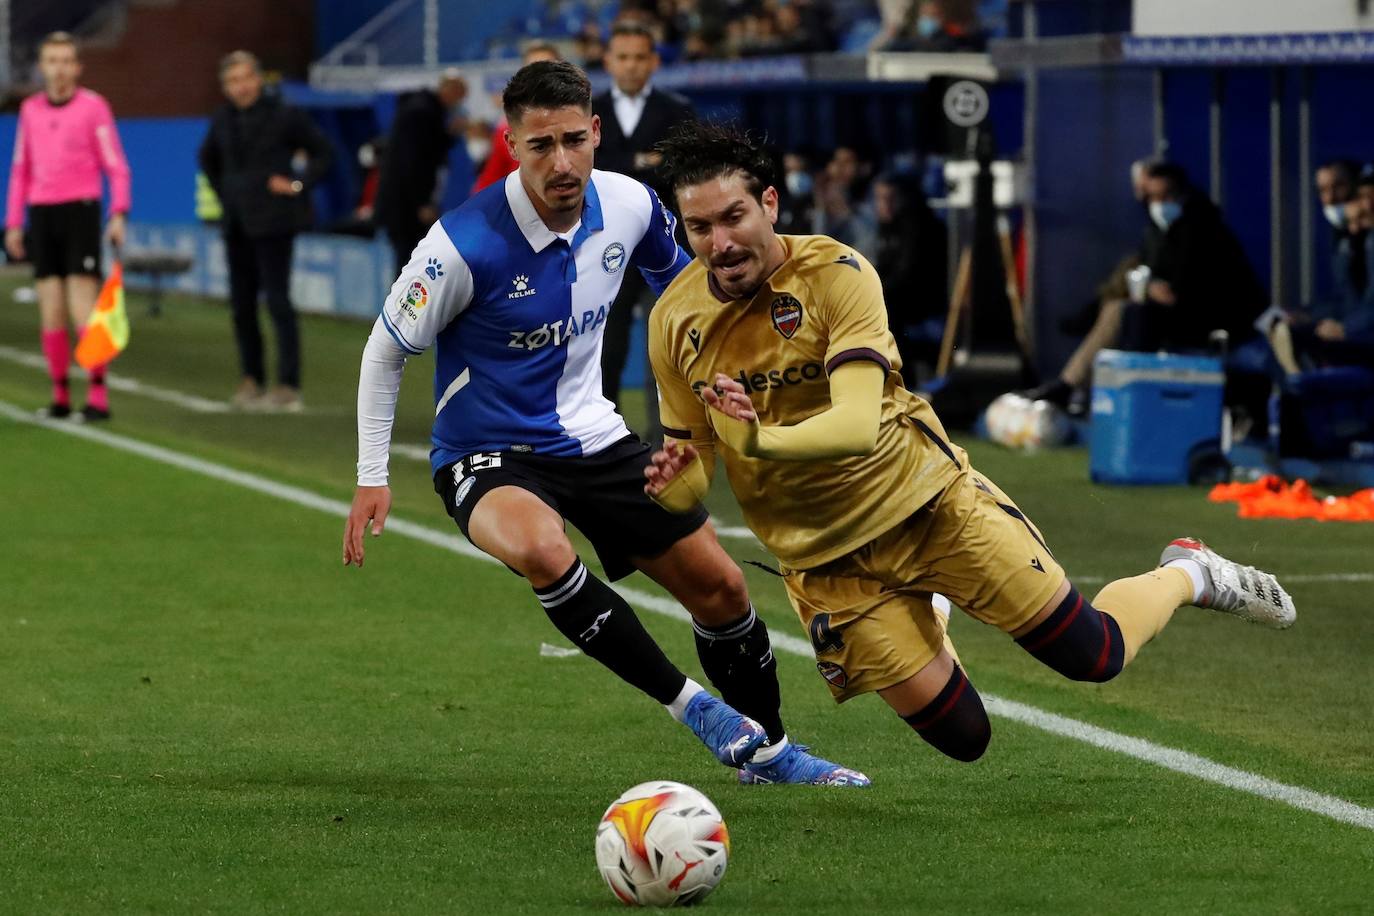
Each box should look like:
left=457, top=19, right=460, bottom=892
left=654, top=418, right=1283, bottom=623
left=75, top=261, right=129, bottom=370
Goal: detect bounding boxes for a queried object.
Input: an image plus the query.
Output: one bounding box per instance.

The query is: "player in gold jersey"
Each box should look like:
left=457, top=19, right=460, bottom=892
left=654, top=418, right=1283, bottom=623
left=644, top=122, right=1296, bottom=766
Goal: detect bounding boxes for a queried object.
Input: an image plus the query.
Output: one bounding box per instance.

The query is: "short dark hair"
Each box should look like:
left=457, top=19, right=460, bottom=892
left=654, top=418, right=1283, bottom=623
left=1317, top=158, right=1360, bottom=184
left=502, top=60, right=592, bottom=123
left=1358, top=163, right=1374, bottom=189
left=1145, top=161, right=1191, bottom=194
left=656, top=121, right=777, bottom=205
left=609, top=21, right=656, bottom=48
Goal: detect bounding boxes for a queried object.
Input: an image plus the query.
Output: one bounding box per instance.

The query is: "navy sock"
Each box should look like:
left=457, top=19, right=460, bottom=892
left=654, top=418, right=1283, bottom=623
left=1014, top=587, right=1125, bottom=683
left=693, top=607, right=786, bottom=743
left=901, top=665, right=991, bottom=762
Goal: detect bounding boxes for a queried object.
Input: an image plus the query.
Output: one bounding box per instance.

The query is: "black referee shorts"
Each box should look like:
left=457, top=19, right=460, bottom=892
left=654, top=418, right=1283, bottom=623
left=434, top=436, right=710, bottom=581
left=28, top=200, right=102, bottom=279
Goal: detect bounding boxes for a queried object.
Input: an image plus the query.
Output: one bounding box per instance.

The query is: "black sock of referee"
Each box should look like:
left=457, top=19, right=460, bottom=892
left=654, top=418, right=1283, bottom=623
left=534, top=558, right=687, bottom=705
left=694, top=607, right=786, bottom=743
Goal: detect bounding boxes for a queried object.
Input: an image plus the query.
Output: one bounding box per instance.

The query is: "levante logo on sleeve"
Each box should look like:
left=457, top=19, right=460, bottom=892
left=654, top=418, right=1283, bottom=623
left=770, top=294, right=803, bottom=339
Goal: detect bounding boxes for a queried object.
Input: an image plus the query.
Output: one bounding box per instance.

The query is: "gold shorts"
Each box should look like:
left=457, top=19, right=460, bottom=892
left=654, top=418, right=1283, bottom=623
left=783, top=467, right=1064, bottom=702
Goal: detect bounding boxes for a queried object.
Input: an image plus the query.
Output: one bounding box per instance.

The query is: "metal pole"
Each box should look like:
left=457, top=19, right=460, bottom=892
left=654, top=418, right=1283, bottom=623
left=1021, top=0, right=1038, bottom=350
left=1209, top=70, right=1224, bottom=207
left=1152, top=68, right=1166, bottom=156
left=0, top=0, right=10, bottom=90
left=1270, top=68, right=1284, bottom=303
left=424, top=0, right=439, bottom=69
left=1299, top=67, right=1313, bottom=305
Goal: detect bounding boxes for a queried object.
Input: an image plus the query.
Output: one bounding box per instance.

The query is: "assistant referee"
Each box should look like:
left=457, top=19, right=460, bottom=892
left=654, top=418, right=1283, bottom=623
left=5, top=32, right=131, bottom=421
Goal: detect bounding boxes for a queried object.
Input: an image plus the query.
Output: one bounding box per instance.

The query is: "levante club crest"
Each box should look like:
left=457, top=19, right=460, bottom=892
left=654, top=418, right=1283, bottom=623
left=771, top=294, right=803, bottom=339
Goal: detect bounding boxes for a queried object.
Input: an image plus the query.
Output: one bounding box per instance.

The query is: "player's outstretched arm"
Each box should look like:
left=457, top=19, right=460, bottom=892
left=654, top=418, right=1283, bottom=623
left=705, top=362, right=884, bottom=460
left=348, top=316, right=409, bottom=568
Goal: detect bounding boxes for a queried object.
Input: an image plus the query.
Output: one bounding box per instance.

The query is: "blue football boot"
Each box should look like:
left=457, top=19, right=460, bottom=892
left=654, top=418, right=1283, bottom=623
left=737, top=741, right=871, bottom=787
left=683, top=691, right=768, bottom=766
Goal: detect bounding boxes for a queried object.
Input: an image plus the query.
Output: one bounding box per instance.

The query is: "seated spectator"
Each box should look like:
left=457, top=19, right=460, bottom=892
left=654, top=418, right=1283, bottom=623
left=1271, top=167, right=1374, bottom=372
left=1026, top=157, right=1162, bottom=411
left=1121, top=162, right=1266, bottom=354
left=812, top=145, right=876, bottom=259
left=873, top=0, right=987, bottom=53
left=872, top=173, right=948, bottom=386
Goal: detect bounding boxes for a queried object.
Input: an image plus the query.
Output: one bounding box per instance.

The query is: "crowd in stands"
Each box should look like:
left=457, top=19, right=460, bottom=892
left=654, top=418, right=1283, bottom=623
left=492, top=0, right=998, bottom=65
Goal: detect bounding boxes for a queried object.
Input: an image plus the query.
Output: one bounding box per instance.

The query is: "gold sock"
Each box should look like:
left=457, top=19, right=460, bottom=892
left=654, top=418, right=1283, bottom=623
left=1092, top=567, right=1193, bottom=665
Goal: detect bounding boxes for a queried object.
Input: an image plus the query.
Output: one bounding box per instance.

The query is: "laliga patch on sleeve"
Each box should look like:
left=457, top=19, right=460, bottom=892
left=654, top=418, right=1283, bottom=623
left=398, top=277, right=430, bottom=323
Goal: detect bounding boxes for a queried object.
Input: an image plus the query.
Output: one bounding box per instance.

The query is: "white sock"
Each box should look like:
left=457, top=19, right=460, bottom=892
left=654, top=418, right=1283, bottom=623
left=1163, top=558, right=1206, bottom=603
left=665, top=678, right=705, bottom=723
left=747, top=735, right=789, bottom=764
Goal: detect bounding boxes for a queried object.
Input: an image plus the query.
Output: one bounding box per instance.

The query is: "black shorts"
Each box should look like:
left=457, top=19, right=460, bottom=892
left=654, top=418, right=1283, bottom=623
left=28, top=200, right=102, bottom=279
left=434, top=436, right=710, bottom=581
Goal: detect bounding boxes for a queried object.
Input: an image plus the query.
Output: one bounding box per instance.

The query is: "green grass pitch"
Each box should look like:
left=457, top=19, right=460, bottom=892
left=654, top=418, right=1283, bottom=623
left=1, top=276, right=1372, bottom=913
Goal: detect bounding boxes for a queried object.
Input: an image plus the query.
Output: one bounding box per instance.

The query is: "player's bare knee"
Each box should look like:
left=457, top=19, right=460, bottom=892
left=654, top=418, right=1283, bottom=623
left=684, top=562, right=749, bottom=625
left=712, top=563, right=750, bottom=616
left=512, top=531, right=577, bottom=585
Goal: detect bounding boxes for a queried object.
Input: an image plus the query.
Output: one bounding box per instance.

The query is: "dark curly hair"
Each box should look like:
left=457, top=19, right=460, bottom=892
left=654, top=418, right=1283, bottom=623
left=655, top=121, right=777, bottom=205
left=503, top=60, right=591, bottom=124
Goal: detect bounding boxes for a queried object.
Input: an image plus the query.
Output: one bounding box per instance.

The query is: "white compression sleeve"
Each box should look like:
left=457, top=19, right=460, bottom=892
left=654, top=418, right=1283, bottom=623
left=356, top=317, right=409, bottom=486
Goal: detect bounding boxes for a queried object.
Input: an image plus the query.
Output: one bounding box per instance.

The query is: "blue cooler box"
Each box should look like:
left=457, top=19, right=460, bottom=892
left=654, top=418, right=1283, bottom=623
left=1089, top=350, right=1225, bottom=484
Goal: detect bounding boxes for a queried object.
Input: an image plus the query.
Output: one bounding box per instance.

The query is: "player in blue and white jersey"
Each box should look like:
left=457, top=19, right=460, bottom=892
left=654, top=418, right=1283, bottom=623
left=343, top=62, right=866, bottom=786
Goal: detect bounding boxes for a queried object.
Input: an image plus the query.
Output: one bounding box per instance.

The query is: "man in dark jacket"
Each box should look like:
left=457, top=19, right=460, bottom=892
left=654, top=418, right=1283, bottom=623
left=592, top=21, right=696, bottom=438
left=199, top=50, right=332, bottom=411
left=1129, top=162, right=1267, bottom=352
left=375, top=71, right=466, bottom=273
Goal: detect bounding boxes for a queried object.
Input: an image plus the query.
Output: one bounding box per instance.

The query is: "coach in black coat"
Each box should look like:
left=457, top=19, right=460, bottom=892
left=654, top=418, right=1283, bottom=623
left=199, top=52, right=333, bottom=408
left=198, top=86, right=332, bottom=240
left=592, top=23, right=696, bottom=438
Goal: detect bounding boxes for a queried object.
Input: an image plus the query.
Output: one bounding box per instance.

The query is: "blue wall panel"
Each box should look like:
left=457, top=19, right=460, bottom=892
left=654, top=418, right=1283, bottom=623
left=1033, top=67, right=1156, bottom=376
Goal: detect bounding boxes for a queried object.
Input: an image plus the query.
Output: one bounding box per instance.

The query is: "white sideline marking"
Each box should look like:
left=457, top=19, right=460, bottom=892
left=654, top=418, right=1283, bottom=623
left=985, top=697, right=1374, bottom=831
left=4, top=398, right=1372, bottom=832
left=0, top=344, right=231, bottom=413
left=392, top=443, right=432, bottom=463
left=1072, top=572, right=1374, bottom=585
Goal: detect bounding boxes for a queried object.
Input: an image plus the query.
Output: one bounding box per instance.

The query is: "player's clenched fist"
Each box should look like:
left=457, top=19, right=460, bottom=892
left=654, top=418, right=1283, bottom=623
left=343, top=485, right=391, bottom=567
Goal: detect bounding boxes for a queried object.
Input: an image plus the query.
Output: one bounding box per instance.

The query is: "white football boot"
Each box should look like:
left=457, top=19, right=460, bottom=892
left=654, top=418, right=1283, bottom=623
left=1159, top=537, right=1296, bottom=629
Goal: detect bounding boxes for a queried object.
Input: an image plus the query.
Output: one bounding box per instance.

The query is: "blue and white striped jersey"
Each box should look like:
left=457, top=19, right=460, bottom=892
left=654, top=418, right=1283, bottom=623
left=377, top=168, right=692, bottom=475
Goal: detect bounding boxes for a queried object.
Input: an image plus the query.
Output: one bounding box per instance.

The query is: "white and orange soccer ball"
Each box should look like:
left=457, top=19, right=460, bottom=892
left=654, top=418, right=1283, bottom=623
left=595, top=780, right=730, bottom=907
left=985, top=392, right=1071, bottom=451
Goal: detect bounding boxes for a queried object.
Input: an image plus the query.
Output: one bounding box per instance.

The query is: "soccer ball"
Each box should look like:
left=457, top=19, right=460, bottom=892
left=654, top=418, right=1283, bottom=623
left=985, top=392, right=1071, bottom=450
left=595, top=780, right=730, bottom=907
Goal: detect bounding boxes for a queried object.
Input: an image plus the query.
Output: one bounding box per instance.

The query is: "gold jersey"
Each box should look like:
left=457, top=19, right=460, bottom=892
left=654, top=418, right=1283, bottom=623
left=650, top=234, right=965, bottom=570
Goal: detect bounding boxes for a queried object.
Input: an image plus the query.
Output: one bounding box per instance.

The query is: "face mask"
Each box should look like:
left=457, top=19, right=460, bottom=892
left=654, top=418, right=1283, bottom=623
left=785, top=171, right=813, bottom=198
left=916, top=15, right=941, bottom=38
left=1150, top=200, right=1182, bottom=230
left=1324, top=203, right=1347, bottom=229
left=465, top=137, right=492, bottom=164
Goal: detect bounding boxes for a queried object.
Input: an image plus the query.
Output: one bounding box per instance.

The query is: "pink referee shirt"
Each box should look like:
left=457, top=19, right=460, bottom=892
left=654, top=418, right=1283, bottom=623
left=6, top=87, right=132, bottom=229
